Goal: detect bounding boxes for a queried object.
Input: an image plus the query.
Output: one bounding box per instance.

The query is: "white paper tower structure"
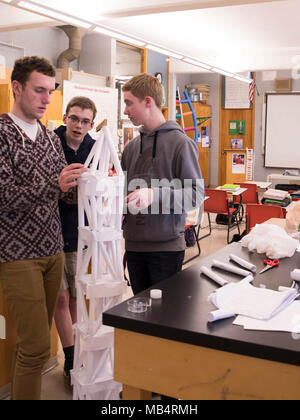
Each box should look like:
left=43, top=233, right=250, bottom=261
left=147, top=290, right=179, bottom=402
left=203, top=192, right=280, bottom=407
left=72, top=126, right=126, bottom=400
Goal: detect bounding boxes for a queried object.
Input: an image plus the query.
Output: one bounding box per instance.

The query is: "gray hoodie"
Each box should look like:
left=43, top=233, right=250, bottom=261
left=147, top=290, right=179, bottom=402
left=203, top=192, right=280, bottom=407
left=121, top=120, right=204, bottom=252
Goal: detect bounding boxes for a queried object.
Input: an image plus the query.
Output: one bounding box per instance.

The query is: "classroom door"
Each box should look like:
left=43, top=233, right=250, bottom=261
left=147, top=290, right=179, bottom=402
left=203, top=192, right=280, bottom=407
left=219, top=108, right=254, bottom=186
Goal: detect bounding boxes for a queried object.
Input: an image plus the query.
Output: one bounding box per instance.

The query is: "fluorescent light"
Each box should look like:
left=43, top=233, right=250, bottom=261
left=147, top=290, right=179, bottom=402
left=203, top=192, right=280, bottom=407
left=182, top=57, right=212, bottom=70
left=233, top=75, right=252, bottom=84
left=94, top=26, right=145, bottom=47
left=18, top=1, right=92, bottom=29
left=211, top=67, right=233, bottom=78
left=146, top=44, right=183, bottom=60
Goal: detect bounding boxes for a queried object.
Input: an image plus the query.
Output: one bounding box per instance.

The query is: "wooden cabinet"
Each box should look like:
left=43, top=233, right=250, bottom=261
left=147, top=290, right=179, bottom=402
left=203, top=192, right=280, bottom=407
left=180, top=102, right=211, bottom=187
left=0, top=84, right=14, bottom=114
left=40, top=90, right=63, bottom=126
left=223, top=149, right=248, bottom=184
left=218, top=76, right=255, bottom=185
left=162, top=106, right=169, bottom=120
left=0, top=84, right=63, bottom=127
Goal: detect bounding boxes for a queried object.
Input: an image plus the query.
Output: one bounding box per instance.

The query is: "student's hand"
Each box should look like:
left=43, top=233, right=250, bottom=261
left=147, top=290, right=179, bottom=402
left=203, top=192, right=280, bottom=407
left=59, top=163, right=87, bottom=192
left=108, top=163, right=114, bottom=177
left=125, top=188, right=154, bottom=211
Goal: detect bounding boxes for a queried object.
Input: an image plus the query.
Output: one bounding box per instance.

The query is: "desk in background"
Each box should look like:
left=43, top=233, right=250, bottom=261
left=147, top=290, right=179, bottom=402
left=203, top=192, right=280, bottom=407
left=103, top=242, right=300, bottom=400
left=246, top=181, right=271, bottom=190
left=216, top=186, right=247, bottom=196
left=267, top=174, right=300, bottom=189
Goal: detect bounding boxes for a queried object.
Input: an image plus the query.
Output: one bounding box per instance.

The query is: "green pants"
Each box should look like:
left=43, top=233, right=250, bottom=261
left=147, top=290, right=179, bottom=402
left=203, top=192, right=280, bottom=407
left=0, top=252, right=64, bottom=400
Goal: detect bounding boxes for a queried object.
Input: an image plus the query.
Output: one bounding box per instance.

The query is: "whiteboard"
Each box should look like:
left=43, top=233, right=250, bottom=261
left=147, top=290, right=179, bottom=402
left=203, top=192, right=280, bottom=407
left=265, top=93, right=300, bottom=168
left=63, top=80, right=118, bottom=144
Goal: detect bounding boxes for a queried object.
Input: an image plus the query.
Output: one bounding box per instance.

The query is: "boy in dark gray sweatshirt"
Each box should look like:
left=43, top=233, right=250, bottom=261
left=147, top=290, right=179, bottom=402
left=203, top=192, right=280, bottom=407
left=122, top=73, right=204, bottom=295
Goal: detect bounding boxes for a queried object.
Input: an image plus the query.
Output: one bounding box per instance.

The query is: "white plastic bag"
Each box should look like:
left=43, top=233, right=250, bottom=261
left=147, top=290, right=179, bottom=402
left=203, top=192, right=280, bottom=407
left=241, top=223, right=299, bottom=259
left=286, top=201, right=300, bottom=233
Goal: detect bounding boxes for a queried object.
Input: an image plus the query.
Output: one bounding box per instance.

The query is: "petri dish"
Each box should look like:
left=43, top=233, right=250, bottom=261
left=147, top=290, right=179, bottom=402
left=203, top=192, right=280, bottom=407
left=127, top=297, right=151, bottom=313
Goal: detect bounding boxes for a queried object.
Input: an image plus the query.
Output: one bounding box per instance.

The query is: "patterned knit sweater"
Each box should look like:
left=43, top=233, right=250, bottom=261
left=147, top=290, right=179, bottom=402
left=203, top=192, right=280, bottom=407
left=0, top=114, right=72, bottom=263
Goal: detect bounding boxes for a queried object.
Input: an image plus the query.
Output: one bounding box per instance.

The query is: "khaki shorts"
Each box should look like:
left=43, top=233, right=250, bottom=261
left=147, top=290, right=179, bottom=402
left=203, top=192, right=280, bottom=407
left=61, top=251, right=77, bottom=297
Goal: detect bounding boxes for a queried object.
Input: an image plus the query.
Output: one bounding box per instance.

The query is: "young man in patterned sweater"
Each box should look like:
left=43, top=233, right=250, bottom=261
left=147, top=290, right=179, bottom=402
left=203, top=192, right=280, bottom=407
left=0, top=56, right=86, bottom=400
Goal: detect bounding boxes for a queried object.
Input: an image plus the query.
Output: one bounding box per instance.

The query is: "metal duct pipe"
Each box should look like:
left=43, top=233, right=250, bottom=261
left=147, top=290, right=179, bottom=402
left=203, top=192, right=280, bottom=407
left=57, top=25, right=87, bottom=68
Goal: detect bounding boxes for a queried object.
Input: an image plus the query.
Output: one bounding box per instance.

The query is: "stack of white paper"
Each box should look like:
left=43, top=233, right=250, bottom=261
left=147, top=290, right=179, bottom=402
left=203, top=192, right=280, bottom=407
left=209, top=279, right=298, bottom=321
left=234, top=300, right=300, bottom=333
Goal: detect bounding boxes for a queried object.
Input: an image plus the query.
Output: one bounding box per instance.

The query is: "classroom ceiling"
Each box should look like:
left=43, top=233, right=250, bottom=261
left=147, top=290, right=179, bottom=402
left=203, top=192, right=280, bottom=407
left=0, top=0, right=299, bottom=73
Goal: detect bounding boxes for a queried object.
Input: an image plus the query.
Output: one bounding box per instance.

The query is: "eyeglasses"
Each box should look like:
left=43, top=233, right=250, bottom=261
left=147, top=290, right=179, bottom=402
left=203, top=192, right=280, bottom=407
left=67, top=115, right=92, bottom=127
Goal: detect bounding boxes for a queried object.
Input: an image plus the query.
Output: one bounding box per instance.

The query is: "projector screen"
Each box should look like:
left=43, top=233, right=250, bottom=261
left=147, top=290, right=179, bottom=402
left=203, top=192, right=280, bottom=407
left=264, top=93, right=300, bottom=168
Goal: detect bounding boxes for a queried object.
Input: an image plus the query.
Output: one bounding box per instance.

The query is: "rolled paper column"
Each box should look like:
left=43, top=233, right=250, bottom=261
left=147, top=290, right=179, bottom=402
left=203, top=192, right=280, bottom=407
left=207, top=308, right=236, bottom=323
left=291, top=269, right=300, bottom=282
left=200, top=266, right=229, bottom=287
left=229, top=254, right=256, bottom=273
left=212, top=259, right=251, bottom=277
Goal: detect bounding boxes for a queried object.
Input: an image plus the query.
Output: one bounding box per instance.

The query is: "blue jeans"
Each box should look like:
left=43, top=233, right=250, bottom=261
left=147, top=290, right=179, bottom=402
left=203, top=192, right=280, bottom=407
left=126, top=251, right=185, bottom=295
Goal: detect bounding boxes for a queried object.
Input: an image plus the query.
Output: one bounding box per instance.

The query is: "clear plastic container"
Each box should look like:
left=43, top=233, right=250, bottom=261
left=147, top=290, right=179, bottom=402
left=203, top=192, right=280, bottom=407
left=127, top=297, right=152, bottom=313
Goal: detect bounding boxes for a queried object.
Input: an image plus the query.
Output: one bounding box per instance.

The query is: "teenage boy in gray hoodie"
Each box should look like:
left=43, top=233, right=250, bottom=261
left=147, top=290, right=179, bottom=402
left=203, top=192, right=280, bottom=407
left=122, top=73, right=204, bottom=295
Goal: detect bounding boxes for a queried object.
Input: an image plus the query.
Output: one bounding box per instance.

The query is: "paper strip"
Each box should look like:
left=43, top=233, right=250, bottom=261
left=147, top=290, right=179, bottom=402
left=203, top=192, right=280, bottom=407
left=200, top=266, right=229, bottom=287
left=212, top=259, right=251, bottom=277
left=229, top=254, right=256, bottom=273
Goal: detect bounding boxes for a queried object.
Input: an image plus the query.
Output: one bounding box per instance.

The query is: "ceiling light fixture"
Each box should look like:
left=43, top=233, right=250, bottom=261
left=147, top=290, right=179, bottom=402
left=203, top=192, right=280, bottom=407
left=3, top=0, right=253, bottom=84
left=233, top=75, right=253, bottom=84
left=211, top=67, right=234, bottom=78
left=146, top=44, right=183, bottom=60
left=182, top=57, right=212, bottom=70
left=17, top=1, right=92, bottom=29
left=93, top=26, right=145, bottom=47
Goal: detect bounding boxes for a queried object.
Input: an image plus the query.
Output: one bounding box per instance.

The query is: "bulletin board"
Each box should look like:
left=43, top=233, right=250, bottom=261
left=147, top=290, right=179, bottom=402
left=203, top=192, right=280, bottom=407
left=264, top=93, right=300, bottom=168
left=63, top=80, right=118, bottom=144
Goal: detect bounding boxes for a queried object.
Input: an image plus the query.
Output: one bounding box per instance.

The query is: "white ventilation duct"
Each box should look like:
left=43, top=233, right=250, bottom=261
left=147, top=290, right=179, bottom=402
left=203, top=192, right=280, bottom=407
left=57, top=25, right=87, bottom=68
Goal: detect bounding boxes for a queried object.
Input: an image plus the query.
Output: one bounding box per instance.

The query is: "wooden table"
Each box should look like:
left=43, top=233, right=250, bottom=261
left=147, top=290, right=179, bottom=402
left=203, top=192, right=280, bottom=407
left=103, top=242, right=300, bottom=400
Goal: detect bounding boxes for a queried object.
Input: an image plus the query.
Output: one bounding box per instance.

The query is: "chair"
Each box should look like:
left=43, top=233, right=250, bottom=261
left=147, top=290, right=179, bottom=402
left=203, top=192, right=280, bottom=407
left=204, top=188, right=241, bottom=243
left=183, top=207, right=202, bottom=265
left=289, top=190, right=300, bottom=202
left=233, top=182, right=259, bottom=221
left=245, top=203, right=285, bottom=233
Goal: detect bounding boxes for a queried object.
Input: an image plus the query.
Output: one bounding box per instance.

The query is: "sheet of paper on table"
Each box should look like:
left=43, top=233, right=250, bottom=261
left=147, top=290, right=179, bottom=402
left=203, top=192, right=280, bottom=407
left=234, top=300, right=300, bottom=333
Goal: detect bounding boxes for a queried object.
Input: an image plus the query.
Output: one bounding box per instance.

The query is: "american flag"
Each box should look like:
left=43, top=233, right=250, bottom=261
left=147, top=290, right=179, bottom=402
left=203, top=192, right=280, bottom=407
left=249, top=79, right=256, bottom=104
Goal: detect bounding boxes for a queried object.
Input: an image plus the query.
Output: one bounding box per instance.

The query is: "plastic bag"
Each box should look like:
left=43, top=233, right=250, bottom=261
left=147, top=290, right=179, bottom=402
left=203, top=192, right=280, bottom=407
left=286, top=201, right=300, bottom=233
left=241, top=223, right=299, bottom=259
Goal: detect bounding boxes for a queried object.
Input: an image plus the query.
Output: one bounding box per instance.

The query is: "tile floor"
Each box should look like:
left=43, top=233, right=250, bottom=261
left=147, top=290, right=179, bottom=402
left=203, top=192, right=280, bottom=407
left=6, top=214, right=246, bottom=400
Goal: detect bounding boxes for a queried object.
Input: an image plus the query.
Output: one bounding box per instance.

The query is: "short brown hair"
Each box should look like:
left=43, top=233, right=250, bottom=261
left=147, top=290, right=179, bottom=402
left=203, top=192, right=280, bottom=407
left=66, top=96, right=97, bottom=120
left=11, top=56, right=56, bottom=86
left=122, top=73, right=163, bottom=108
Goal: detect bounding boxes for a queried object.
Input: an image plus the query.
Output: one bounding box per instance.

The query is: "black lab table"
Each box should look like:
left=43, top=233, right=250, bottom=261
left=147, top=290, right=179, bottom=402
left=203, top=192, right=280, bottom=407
left=103, top=242, right=300, bottom=400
